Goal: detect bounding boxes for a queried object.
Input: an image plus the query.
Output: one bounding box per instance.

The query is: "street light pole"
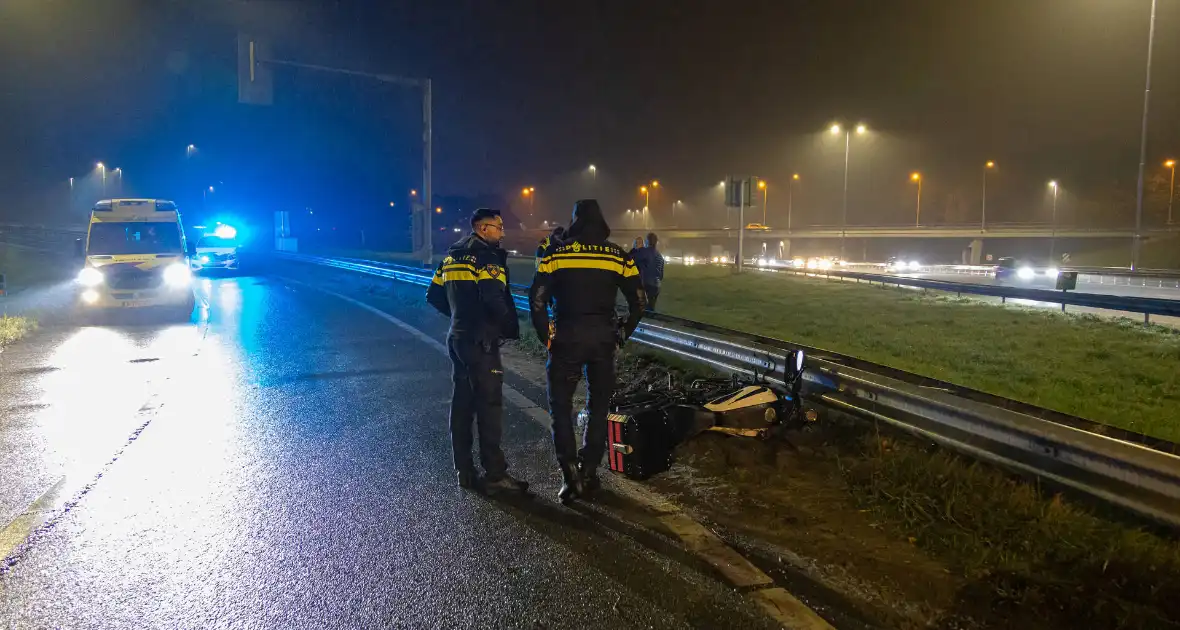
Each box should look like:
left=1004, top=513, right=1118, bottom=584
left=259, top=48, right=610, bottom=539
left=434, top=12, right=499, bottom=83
left=1167, top=159, right=1176, bottom=224
left=982, top=161, right=995, bottom=230
left=1049, top=181, right=1059, bottom=264
left=911, top=173, right=922, bottom=227
left=1132, top=0, right=1158, bottom=270
left=841, top=130, right=851, bottom=257
left=832, top=123, right=865, bottom=259
left=758, top=180, right=768, bottom=225
left=788, top=174, right=799, bottom=232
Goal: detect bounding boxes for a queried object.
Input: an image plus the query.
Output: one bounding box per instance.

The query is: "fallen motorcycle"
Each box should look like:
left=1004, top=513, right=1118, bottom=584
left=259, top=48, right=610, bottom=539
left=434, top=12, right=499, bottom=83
left=604, top=349, right=816, bottom=479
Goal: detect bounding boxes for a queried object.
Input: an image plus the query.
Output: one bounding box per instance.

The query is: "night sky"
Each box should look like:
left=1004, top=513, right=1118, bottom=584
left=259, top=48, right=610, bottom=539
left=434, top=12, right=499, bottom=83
left=0, top=0, right=1176, bottom=237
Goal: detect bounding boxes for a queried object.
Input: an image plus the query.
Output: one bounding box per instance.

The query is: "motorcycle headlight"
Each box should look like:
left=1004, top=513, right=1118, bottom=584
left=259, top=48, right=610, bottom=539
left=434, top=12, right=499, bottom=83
left=163, top=263, right=192, bottom=287
left=77, top=267, right=104, bottom=287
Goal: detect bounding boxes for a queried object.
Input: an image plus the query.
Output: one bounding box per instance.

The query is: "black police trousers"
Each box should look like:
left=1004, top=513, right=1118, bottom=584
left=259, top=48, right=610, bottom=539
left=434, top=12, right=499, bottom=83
left=547, top=339, right=616, bottom=471
left=447, top=336, right=508, bottom=480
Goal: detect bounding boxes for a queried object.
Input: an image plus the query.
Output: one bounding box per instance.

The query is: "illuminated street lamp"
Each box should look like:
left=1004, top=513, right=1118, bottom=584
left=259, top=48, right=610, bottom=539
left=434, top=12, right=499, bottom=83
left=982, top=161, right=996, bottom=230
left=522, top=187, right=535, bottom=220
left=96, top=162, right=107, bottom=197
left=788, top=174, right=800, bottom=232
left=410, top=189, right=418, bottom=197
left=186, top=144, right=197, bottom=157
left=113, top=167, right=123, bottom=195
left=757, top=179, right=768, bottom=225
left=1166, top=159, right=1176, bottom=224
left=910, top=173, right=922, bottom=227
left=1049, top=180, right=1059, bottom=263
left=830, top=122, right=868, bottom=258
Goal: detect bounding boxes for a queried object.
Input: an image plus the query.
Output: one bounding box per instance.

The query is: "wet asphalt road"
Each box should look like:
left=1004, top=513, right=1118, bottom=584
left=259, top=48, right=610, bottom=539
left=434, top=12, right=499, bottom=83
left=0, top=263, right=780, bottom=628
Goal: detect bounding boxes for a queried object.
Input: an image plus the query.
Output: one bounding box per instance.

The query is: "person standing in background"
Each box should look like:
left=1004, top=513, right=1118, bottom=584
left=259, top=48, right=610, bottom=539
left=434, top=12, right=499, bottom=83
left=631, top=232, right=665, bottom=311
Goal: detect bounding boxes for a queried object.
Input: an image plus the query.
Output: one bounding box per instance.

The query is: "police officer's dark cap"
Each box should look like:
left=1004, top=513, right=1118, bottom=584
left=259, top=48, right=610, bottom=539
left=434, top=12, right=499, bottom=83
left=471, top=208, right=502, bottom=227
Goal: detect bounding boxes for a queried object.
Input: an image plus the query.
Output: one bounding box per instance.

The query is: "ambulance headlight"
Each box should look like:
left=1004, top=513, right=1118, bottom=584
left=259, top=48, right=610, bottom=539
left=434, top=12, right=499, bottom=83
left=163, top=263, right=192, bottom=287
left=77, top=267, right=104, bottom=287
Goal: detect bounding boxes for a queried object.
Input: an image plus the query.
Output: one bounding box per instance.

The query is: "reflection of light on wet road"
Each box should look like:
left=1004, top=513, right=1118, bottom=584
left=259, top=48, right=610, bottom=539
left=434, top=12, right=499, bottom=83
left=33, top=324, right=208, bottom=490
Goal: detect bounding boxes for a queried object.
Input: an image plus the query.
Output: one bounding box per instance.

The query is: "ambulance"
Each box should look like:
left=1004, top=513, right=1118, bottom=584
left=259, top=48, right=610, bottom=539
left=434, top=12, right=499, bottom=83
left=74, top=199, right=196, bottom=315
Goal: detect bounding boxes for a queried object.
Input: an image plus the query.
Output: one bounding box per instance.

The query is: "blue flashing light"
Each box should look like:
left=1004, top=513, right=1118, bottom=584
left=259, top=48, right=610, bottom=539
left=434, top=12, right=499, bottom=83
left=213, top=225, right=237, bottom=239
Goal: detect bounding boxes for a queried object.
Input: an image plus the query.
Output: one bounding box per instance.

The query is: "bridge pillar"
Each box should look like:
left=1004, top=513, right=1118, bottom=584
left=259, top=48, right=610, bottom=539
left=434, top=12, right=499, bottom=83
left=968, top=238, right=984, bottom=265
left=778, top=239, right=791, bottom=260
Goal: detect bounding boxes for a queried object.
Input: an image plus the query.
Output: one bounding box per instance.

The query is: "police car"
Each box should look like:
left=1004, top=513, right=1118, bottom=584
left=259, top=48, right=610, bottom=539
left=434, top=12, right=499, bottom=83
left=192, top=225, right=240, bottom=272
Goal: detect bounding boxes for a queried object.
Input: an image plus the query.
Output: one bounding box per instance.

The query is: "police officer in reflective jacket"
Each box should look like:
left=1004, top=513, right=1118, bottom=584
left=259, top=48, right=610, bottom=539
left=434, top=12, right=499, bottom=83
left=529, top=200, right=646, bottom=503
left=427, top=208, right=531, bottom=496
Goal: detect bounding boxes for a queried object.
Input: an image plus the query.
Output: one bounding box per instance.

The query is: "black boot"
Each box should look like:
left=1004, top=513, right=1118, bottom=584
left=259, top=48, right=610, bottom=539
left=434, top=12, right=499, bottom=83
left=579, top=462, right=601, bottom=500
left=558, top=461, right=584, bottom=504
left=484, top=472, right=533, bottom=497
left=457, top=469, right=481, bottom=492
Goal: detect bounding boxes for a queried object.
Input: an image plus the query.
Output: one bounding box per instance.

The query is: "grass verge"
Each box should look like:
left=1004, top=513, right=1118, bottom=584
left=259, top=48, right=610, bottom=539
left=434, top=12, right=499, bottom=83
left=654, top=265, right=1180, bottom=442
left=0, top=315, right=35, bottom=347
left=845, top=431, right=1180, bottom=628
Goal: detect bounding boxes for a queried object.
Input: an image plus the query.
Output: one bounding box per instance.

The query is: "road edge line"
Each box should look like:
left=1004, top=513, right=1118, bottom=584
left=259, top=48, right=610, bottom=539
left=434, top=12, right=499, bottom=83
left=282, top=277, right=834, bottom=629
left=0, top=476, right=66, bottom=562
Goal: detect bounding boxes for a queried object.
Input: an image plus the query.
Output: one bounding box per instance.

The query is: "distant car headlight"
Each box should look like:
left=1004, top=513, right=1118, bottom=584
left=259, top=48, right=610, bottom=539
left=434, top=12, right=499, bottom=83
left=164, top=263, right=192, bottom=287
left=908, top=260, right=922, bottom=271
left=77, top=267, right=104, bottom=287
left=1017, top=266, right=1036, bottom=280
left=1045, top=267, right=1059, bottom=278
left=756, top=257, right=768, bottom=267
left=792, top=258, right=805, bottom=268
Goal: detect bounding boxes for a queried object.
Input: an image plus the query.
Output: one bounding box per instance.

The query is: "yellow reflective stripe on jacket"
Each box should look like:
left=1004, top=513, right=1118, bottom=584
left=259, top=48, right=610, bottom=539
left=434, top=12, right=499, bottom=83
left=622, top=260, right=639, bottom=278
left=441, top=261, right=477, bottom=282
left=478, top=267, right=507, bottom=284
left=538, top=257, right=629, bottom=275
left=431, top=270, right=444, bottom=285
left=442, top=269, right=478, bottom=282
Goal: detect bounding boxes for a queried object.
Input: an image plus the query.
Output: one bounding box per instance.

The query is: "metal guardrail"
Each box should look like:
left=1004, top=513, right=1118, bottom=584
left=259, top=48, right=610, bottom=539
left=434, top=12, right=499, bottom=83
left=273, top=250, right=1180, bottom=529
left=768, top=267, right=1180, bottom=323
